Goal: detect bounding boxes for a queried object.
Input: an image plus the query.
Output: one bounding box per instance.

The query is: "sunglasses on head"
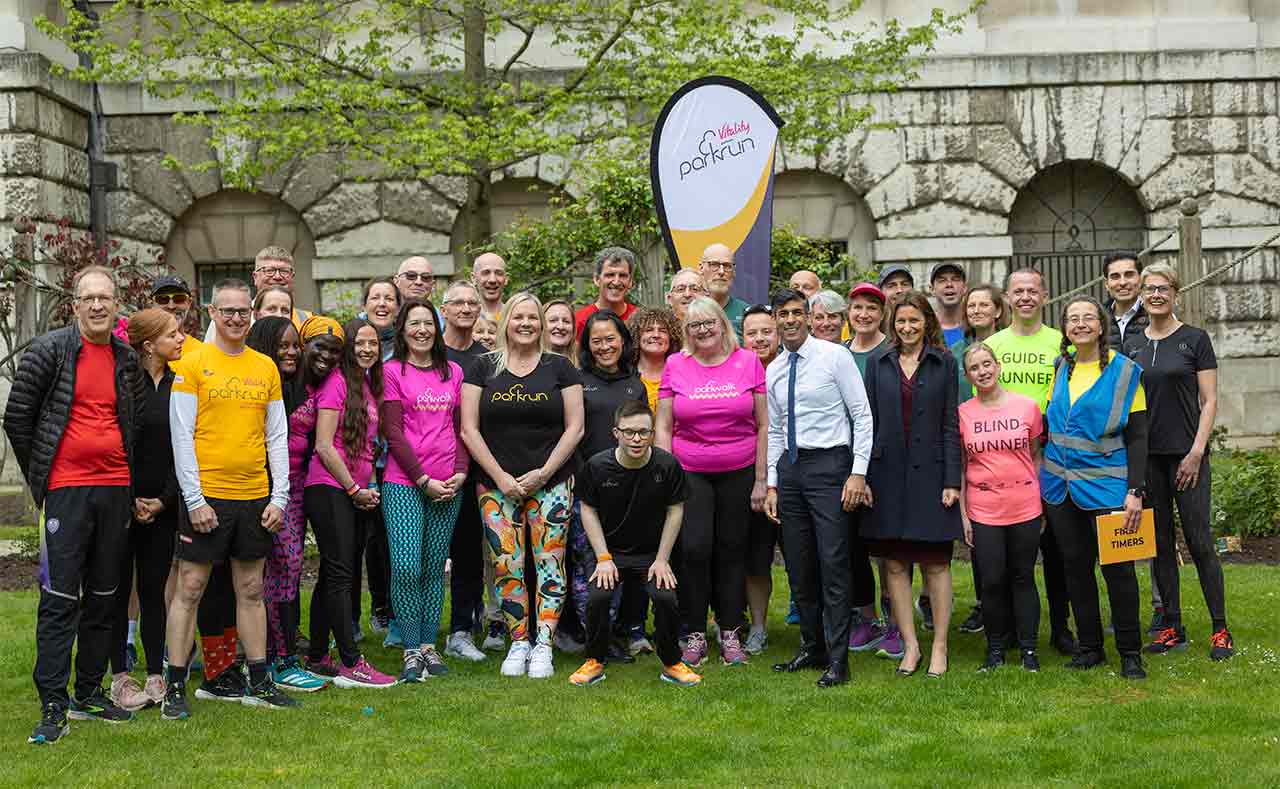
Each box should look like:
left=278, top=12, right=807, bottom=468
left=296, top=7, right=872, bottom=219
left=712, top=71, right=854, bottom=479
left=153, top=292, right=191, bottom=306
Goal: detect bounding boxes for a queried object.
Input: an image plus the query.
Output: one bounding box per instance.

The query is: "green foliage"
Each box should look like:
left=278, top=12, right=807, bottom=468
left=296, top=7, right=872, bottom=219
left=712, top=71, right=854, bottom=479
left=1211, top=449, right=1280, bottom=538
left=11, top=528, right=39, bottom=562
left=769, top=224, right=878, bottom=297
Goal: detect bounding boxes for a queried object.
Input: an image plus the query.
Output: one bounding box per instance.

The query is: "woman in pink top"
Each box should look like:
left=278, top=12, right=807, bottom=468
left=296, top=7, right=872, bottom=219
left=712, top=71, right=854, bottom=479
left=304, top=318, right=397, bottom=688
left=958, top=342, right=1045, bottom=673
left=655, top=297, right=767, bottom=668
left=380, top=300, right=468, bottom=682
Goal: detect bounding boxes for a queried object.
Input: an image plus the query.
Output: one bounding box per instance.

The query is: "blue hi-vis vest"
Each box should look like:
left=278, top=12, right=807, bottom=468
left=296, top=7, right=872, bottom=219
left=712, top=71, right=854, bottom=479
left=1039, top=353, right=1141, bottom=511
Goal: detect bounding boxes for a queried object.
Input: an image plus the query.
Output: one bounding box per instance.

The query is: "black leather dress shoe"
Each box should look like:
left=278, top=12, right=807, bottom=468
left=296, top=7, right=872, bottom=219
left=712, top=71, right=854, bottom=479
left=816, top=663, right=849, bottom=688
left=772, top=649, right=829, bottom=673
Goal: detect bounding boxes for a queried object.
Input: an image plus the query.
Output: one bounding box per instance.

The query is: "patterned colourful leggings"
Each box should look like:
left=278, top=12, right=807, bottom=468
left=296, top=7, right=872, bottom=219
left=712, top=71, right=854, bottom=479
left=478, top=480, right=572, bottom=645
left=264, top=481, right=306, bottom=659
left=382, top=482, right=462, bottom=649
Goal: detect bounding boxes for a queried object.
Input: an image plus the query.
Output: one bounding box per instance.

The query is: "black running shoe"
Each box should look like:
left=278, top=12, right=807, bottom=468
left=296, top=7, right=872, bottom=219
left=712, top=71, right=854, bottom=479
left=68, top=687, right=133, bottom=723
left=195, top=667, right=247, bottom=702
left=1063, top=650, right=1106, bottom=670
left=917, top=596, right=934, bottom=631
left=161, top=682, right=190, bottom=720
left=28, top=702, right=69, bottom=744
left=242, top=676, right=299, bottom=709
left=1210, top=628, right=1235, bottom=661
left=977, top=649, right=1004, bottom=673
left=1120, top=654, right=1147, bottom=679
left=1145, top=627, right=1188, bottom=655
left=1021, top=650, right=1040, bottom=673
left=958, top=606, right=984, bottom=633
left=1051, top=629, right=1078, bottom=656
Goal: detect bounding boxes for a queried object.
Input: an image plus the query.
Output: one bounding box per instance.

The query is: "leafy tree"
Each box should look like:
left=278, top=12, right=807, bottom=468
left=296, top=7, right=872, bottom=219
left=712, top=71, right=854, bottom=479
left=41, top=0, right=969, bottom=253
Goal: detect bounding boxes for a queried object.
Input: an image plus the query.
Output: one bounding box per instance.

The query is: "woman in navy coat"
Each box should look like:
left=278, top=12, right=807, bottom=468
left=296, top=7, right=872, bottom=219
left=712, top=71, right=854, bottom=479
left=862, top=290, right=962, bottom=679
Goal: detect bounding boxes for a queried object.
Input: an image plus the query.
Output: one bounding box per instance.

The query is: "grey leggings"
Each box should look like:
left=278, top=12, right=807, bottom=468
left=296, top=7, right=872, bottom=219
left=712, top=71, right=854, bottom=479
left=1148, top=453, right=1227, bottom=632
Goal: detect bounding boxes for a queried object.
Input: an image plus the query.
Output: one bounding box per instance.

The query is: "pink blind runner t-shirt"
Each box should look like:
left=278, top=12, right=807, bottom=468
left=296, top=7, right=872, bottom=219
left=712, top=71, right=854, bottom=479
left=382, top=360, right=464, bottom=485
left=306, top=373, right=380, bottom=490
left=659, top=348, right=765, bottom=473
left=958, top=391, right=1044, bottom=526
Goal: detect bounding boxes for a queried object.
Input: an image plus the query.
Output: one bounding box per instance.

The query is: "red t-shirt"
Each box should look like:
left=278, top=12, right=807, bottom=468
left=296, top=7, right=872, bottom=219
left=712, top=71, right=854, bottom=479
left=574, top=302, right=638, bottom=342
left=47, top=340, right=130, bottom=489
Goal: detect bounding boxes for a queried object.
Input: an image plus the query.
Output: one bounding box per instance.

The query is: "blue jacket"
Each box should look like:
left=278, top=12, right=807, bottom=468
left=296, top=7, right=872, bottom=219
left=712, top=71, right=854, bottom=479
left=1040, top=353, right=1141, bottom=511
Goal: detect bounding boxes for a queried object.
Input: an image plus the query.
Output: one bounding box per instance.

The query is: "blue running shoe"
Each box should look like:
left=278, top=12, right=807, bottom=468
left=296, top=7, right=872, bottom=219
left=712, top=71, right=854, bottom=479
left=383, top=620, right=404, bottom=649
left=785, top=599, right=800, bottom=626
left=272, top=656, right=329, bottom=692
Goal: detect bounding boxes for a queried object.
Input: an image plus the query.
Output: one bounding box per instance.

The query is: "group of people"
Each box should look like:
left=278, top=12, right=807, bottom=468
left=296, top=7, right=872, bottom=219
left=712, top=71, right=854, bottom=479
left=5, top=239, right=1234, bottom=745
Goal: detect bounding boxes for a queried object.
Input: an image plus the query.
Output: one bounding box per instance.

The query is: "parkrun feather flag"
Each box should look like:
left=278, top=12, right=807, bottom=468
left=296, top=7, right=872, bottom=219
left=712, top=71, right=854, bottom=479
left=650, top=76, right=784, bottom=305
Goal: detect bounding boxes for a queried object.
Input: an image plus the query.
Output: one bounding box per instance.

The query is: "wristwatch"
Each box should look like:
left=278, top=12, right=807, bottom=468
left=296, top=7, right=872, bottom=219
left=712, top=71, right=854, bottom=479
left=1127, top=486, right=1146, bottom=500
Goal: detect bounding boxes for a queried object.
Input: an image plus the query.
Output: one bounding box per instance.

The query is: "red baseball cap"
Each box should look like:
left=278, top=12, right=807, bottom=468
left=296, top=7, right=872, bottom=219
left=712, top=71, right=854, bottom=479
left=847, top=282, right=886, bottom=304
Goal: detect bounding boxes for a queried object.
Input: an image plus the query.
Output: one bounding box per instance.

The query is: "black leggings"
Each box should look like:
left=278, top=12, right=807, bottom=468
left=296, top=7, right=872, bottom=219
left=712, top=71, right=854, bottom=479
left=1046, top=497, right=1141, bottom=657
left=679, top=465, right=753, bottom=634
left=306, top=485, right=363, bottom=667
left=111, top=512, right=176, bottom=675
left=972, top=518, right=1041, bottom=652
left=1148, top=453, right=1227, bottom=631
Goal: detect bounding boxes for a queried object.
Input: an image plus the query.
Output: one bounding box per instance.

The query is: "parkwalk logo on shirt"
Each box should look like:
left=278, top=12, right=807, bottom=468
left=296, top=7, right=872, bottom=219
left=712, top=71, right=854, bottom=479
left=491, top=383, right=548, bottom=403
left=690, top=381, right=739, bottom=400
left=415, top=390, right=455, bottom=412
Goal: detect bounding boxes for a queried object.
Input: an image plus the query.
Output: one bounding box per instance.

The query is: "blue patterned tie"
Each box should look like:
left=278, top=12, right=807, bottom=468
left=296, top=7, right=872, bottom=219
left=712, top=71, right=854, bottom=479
left=787, top=350, right=799, bottom=463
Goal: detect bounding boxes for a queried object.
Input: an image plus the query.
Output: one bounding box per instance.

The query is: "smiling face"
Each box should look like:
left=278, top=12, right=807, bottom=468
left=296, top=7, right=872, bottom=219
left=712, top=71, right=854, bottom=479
left=253, top=256, right=294, bottom=292
left=613, top=412, right=654, bottom=461
left=274, top=324, right=301, bottom=377
left=208, top=285, right=252, bottom=344
left=685, top=309, right=725, bottom=355
left=810, top=305, right=845, bottom=343
left=932, top=269, right=966, bottom=308
left=666, top=270, right=707, bottom=319
left=638, top=322, right=670, bottom=359
left=543, top=304, right=574, bottom=351
left=152, top=288, right=191, bottom=323
left=1105, top=257, right=1141, bottom=306
left=1140, top=272, right=1176, bottom=318
left=442, top=284, right=480, bottom=332
left=256, top=289, right=293, bottom=321
left=964, top=346, right=1000, bottom=394
left=789, top=271, right=821, bottom=299
left=395, top=256, right=434, bottom=301
left=1007, top=271, right=1045, bottom=322
left=73, top=272, right=118, bottom=343
left=594, top=260, right=633, bottom=308
left=305, top=334, right=342, bottom=380
left=893, top=304, right=926, bottom=349
left=1063, top=300, right=1103, bottom=350
left=882, top=272, right=913, bottom=301
left=588, top=319, right=624, bottom=372
left=472, top=253, right=508, bottom=306
left=473, top=319, right=497, bottom=350
left=354, top=325, right=381, bottom=370
left=507, top=299, right=543, bottom=350
left=965, top=288, right=1000, bottom=333
left=847, top=295, right=884, bottom=340
left=743, top=312, right=779, bottom=365
left=403, top=304, right=437, bottom=358
left=364, top=283, right=399, bottom=332
left=698, top=244, right=736, bottom=299
left=775, top=298, right=809, bottom=349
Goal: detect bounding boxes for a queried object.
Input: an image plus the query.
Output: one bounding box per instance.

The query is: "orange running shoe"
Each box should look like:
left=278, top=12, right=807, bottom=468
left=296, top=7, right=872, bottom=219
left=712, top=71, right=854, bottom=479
left=1210, top=628, right=1235, bottom=661
left=569, top=659, right=606, bottom=686
left=661, top=662, right=702, bottom=687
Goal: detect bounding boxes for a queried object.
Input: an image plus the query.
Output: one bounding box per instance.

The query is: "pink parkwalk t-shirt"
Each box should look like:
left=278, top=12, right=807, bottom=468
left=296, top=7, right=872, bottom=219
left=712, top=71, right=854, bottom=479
left=306, top=372, right=380, bottom=490
left=660, top=347, right=765, bottom=473
left=287, top=383, right=319, bottom=482
left=958, top=391, right=1044, bottom=526
left=382, top=359, right=465, bottom=486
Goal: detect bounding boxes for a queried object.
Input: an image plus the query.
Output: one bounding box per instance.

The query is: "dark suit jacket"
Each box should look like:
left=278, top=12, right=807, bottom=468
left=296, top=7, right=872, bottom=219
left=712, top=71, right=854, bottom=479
left=861, top=343, right=962, bottom=544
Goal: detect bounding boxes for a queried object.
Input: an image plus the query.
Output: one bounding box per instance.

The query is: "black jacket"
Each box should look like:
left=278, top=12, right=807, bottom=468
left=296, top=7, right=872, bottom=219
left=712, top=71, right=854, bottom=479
left=861, top=344, right=963, bottom=544
left=579, top=366, right=647, bottom=460
left=3, top=325, right=146, bottom=508
left=1106, top=298, right=1149, bottom=350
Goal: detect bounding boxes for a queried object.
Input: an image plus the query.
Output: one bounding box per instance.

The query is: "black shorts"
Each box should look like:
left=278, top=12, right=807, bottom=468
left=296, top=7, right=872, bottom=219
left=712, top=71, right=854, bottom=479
left=175, top=496, right=273, bottom=564
left=746, top=508, right=778, bottom=577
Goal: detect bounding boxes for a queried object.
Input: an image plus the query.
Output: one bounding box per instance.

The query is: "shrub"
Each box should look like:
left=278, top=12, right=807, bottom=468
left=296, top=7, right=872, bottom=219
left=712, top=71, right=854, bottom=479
left=1210, top=449, right=1280, bottom=538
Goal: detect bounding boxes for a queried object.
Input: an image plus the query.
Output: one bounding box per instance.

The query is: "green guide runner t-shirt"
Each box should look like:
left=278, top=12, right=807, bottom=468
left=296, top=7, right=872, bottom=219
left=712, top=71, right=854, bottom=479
left=984, top=325, right=1063, bottom=412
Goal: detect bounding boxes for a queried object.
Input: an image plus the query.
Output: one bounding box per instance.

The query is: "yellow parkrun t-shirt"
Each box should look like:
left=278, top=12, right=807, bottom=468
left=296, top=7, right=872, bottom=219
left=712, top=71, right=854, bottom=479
left=1057, top=350, right=1147, bottom=411
left=172, top=342, right=282, bottom=500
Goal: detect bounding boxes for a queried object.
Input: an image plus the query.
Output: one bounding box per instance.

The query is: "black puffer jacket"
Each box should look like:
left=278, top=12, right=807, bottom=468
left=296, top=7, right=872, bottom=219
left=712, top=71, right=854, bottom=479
left=3, top=325, right=146, bottom=507
left=1106, top=298, right=1149, bottom=350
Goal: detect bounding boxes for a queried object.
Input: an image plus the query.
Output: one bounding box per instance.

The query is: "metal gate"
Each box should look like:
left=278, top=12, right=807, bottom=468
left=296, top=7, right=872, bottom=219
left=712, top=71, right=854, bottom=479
left=1011, top=250, right=1116, bottom=326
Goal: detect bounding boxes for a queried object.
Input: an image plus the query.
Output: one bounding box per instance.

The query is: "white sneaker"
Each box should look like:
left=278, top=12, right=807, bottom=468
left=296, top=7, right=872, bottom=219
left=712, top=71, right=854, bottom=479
left=445, top=631, right=487, bottom=663
left=501, top=640, right=532, bottom=677
left=527, top=643, right=555, bottom=679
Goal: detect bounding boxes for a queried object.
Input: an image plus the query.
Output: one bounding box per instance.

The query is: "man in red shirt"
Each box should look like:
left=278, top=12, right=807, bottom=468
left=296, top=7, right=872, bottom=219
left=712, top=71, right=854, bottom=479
left=574, top=247, right=639, bottom=340
left=4, top=266, right=146, bottom=743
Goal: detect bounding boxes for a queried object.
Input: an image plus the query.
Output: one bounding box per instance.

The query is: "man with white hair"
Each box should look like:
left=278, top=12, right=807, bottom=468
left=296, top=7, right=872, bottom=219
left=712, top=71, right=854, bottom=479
left=665, top=269, right=708, bottom=321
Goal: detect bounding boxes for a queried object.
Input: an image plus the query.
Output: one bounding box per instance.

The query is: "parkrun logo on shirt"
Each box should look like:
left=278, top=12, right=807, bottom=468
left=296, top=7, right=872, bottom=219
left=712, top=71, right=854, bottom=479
left=491, top=383, right=548, bottom=403
left=415, top=390, right=455, bottom=412
left=209, top=376, right=270, bottom=402
left=689, top=381, right=739, bottom=400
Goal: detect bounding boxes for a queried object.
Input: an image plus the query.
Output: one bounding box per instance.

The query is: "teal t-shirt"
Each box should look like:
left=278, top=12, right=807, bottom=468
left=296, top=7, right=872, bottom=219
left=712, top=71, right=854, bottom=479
left=723, top=296, right=749, bottom=342
left=950, top=336, right=973, bottom=404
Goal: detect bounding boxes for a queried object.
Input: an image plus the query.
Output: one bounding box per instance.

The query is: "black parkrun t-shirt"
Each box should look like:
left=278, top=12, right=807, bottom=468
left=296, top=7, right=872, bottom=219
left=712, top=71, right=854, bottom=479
left=576, top=447, right=688, bottom=557
left=1124, top=324, right=1217, bottom=456
left=464, top=352, right=582, bottom=487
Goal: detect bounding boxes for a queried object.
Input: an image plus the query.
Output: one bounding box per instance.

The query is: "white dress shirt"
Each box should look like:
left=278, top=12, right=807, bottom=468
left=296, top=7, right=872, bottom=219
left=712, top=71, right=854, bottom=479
left=766, top=334, right=873, bottom=486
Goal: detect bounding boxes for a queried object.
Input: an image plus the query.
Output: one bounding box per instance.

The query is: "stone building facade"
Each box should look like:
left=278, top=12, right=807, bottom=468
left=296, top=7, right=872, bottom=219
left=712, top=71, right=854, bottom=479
left=2, top=1, right=1280, bottom=440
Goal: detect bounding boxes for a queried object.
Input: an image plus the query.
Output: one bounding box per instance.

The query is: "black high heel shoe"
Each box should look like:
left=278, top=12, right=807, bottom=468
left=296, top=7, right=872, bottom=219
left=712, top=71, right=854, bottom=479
left=896, top=651, right=922, bottom=677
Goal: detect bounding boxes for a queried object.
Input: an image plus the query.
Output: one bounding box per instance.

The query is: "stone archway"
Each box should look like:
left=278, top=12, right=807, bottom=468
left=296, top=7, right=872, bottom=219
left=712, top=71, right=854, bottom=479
left=450, top=177, right=565, bottom=268
left=166, top=190, right=318, bottom=309
left=773, top=169, right=877, bottom=274
left=1009, top=160, right=1146, bottom=307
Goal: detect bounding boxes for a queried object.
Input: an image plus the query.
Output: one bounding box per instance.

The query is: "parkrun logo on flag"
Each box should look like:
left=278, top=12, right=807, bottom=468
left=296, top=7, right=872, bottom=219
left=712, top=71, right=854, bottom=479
left=690, top=381, right=738, bottom=400
left=679, top=123, right=757, bottom=181
left=491, top=384, right=548, bottom=403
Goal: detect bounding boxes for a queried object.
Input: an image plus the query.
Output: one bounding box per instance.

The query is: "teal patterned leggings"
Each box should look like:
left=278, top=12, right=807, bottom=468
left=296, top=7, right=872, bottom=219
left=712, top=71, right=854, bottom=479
left=382, top=482, right=462, bottom=648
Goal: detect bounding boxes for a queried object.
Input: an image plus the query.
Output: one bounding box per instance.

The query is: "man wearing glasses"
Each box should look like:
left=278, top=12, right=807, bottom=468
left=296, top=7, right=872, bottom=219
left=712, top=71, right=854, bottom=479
left=204, top=246, right=312, bottom=342
left=698, top=243, right=750, bottom=341
left=162, top=279, right=295, bottom=719
left=6, top=266, right=147, bottom=743
left=394, top=256, right=436, bottom=302
left=665, top=269, right=707, bottom=321
left=150, top=275, right=202, bottom=355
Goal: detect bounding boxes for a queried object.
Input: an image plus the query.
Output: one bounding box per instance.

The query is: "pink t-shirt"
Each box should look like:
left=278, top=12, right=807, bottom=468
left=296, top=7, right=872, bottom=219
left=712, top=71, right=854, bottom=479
left=959, top=392, right=1044, bottom=526
left=660, top=348, right=765, bottom=473
left=382, top=360, right=464, bottom=486
left=287, top=383, right=319, bottom=483
left=306, top=373, right=380, bottom=490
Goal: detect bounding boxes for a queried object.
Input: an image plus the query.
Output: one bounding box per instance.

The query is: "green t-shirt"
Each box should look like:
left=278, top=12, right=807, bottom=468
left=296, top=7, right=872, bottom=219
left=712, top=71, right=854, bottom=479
left=848, top=338, right=888, bottom=378
left=984, top=325, right=1063, bottom=412
left=950, top=336, right=973, bottom=404
left=723, top=296, right=749, bottom=342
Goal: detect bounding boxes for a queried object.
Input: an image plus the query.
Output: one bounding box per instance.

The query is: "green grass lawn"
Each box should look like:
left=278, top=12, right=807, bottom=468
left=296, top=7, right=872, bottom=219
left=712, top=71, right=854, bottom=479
left=2, top=562, right=1278, bottom=788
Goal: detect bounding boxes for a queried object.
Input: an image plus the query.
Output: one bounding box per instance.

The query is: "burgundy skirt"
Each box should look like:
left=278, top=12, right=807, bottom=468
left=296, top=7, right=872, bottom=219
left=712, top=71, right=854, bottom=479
left=865, top=538, right=953, bottom=564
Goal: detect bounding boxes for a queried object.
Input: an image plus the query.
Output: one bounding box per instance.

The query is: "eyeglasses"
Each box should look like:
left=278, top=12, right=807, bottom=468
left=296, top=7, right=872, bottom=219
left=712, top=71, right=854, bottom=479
left=153, top=293, right=190, bottom=306
left=1063, top=314, right=1101, bottom=326
left=702, top=260, right=735, bottom=272
left=399, top=271, right=434, bottom=283
left=75, top=295, right=115, bottom=306
left=670, top=284, right=705, bottom=295
left=686, top=319, right=718, bottom=333
left=255, top=266, right=294, bottom=278
left=445, top=298, right=481, bottom=309
left=743, top=304, right=773, bottom=318
left=615, top=428, right=653, bottom=440
left=214, top=307, right=252, bottom=320
left=1141, top=284, right=1174, bottom=296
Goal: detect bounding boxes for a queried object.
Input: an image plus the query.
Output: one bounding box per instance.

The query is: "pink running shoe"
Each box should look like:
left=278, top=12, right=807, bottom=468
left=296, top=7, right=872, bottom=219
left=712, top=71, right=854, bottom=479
left=333, top=656, right=397, bottom=689
left=681, top=632, right=708, bottom=668
left=720, top=629, right=749, bottom=666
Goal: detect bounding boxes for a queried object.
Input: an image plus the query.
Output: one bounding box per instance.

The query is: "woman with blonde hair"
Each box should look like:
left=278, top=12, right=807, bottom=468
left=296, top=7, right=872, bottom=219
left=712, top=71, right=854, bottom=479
left=655, top=297, right=767, bottom=667
left=542, top=299, right=577, bottom=362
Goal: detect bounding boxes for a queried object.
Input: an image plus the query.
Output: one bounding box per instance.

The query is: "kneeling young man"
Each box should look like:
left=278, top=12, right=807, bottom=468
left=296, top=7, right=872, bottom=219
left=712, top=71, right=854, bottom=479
left=570, top=401, right=701, bottom=687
